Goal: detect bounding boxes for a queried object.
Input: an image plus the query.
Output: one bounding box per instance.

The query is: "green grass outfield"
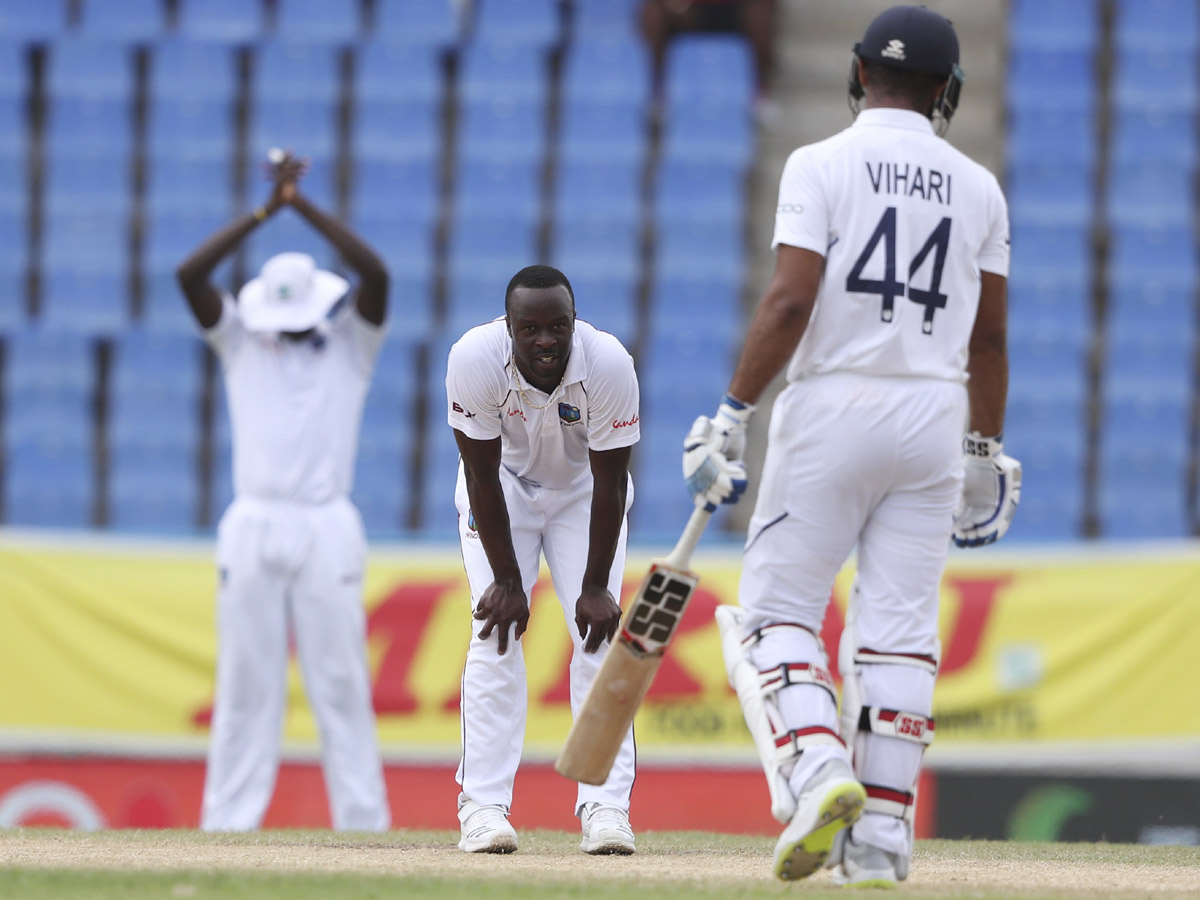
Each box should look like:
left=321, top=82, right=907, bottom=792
left=1, top=829, right=1197, bottom=900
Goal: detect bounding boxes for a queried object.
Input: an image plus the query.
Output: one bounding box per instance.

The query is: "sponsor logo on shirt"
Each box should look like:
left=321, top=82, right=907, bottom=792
left=777, top=203, right=804, bottom=215
left=452, top=401, right=476, bottom=418
left=467, top=509, right=477, bottom=532
left=558, top=402, right=581, bottom=424
left=507, top=408, right=528, bottom=423
left=612, top=415, right=639, bottom=429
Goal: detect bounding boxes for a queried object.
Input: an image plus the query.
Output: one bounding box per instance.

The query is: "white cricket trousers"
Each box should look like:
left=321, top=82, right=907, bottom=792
left=201, top=496, right=390, bottom=832
left=739, top=373, right=966, bottom=855
left=455, top=465, right=636, bottom=815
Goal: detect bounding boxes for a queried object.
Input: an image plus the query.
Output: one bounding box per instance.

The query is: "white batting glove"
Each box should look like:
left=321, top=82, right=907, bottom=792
left=683, top=394, right=754, bottom=511
left=952, top=432, right=1022, bottom=548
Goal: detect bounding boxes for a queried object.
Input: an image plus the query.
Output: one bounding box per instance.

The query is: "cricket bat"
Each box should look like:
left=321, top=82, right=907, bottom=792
left=555, top=506, right=713, bottom=785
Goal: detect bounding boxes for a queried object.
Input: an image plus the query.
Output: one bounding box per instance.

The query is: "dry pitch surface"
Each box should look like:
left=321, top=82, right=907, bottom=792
left=2, top=830, right=1199, bottom=898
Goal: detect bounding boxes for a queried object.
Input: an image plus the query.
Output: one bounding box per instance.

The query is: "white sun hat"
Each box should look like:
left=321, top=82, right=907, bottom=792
left=237, top=252, right=349, bottom=333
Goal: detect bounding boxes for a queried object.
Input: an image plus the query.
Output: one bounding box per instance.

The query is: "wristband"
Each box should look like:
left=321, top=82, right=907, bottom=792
left=252, top=206, right=269, bottom=222
left=963, top=431, right=1003, bottom=458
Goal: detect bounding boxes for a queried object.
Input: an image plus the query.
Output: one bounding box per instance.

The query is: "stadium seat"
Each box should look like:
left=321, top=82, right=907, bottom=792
left=557, top=97, right=648, bottom=165
left=1096, top=485, right=1190, bottom=539
left=1109, top=106, right=1197, bottom=167
left=1008, top=0, right=1101, bottom=52
left=243, top=210, right=339, bottom=275
left=42, top=150, right=134, bottom=216
left=473, top=0, right=560, bottom=47
left=664, top=36, right=755, bottom=108
left=1003, top=432, right=1085, bottom=543
left=353, top=96, right=442, bottom=158
left=148, top=37, right=239, bottom=100
left=108, top=465, right=201, bottom=533
left=655, top=219, right=744, bottom=283
left=76, top=0, right=166, bottom=41
left=0, top=39, right=27, bottom=103
left=1007, top=105, right=1097, bottom=169
left=453, top=157, right=542, bottom=224
left=1009, top=222, right=1092, bottom=281
left=43, top=96, right=135, bottom=158
left=175, top=0, right=265, bottom=43
left=40, top=261, right=129, bottom=336
left=143, top=155, right=236, bottom=221
left=243, top=149, right=338, bottom=211
left=654, top=159, right=746, bottom=225
left=1006, top=160, right=1094, bottom=228
left=1112, top=0, right=1199, bottom=53
left=44, top=37, right=136, bottom=99
left=3, top=443, right=94, bottom=528
left=553, top=157, right=642, bottom=225
left=554, top=217, right=641, bottom=270
left=0, top=0, right=69, bottom=42
left=561, top=33, right=651, bottom=106
left=648, top=267, right=743, bottom=335
left=660, top=100, right=754, bottom=167
left=1106, top=162, right=1192, bottom=226
left=348, top=155, right=440, bottom=225
left=571, top=0, right=641, bottom=43
left=145, top=94, right=237, bottom=161
left=457, top=95, right=546, bottom=164
left=1106, top=269, right=1195, bottom=330
left=1006, top=46, right=1095, bottom=109
left=1104, top=317, right=1194, bottom=383
left=42, top=209, right=128, bottom=268
left=458, top=38, right=549, bottom=105
left=372, top=0, right=460, bottom=49
left=1107, top=224, right=1198, bottom=279
left=252, top=40, right=343, bottom=103
left=274, top=0, right=363, bottom=44
left=1007, top=317, right=1090, bottom=382
left=247, top=97, right=340, bottom=161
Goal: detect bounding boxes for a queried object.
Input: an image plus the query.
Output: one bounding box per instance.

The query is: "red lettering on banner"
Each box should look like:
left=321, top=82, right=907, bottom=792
left=939, top=575, right=1011, bottom=675
left=369, top=580, right=459, bottom=714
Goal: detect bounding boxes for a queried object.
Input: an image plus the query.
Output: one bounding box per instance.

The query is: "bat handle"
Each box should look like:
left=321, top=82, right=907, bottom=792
left=664, top=506, right=713, bottom=570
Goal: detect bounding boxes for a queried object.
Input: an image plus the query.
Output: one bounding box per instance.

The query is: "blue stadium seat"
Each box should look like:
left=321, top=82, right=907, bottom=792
left=1003, top=430, right=1085, bottom=543
left=148, top=38, right=239, bottom=100
left=372, top=0, right=460, bottom=48
left=108, top=466, right=201, bottom=533
left=40, top=261, right=129, bottom=335
left=458, top=38, right=549, bottom=105
left=1008, top=273, right=1091, bottom=334
left=640, top=330, right=737, bottom=403
left=457, top=95, right=546, bottom=163
left=1096, top=485, right=1190, bottom=539
left=571, top=0, right=641, bottom=43
left=42, top=209, right=127, bottom=269
left=1008, top=0, right=1100, bottom=51
left=1007, top=105, right=1097, bottom=168
left=243, top=210, right=339, bottom=275
left=664, top=36, right=755, bottom=108
left=0, top=0, right=68, bottom=42
left=44, top=37, right=136, bottom=99
left=348, top=155, right=440, bottom=225
left=176, top=0, right=265, bottom=43
left=561, top=33, right=650, bottom=106
left=143, top=155, right=236, bottom=221
left=557, top=97, right=647, bottom=165
left=243, top=149, right=338, bottom=211
left=648, top=267, right=742, bottom=334
left=274, top=0, right=363, bottom=44
left=1113, top=0, right=1199, bottom=53
left=1104, top=317, right=1194, bottom=383
left=3, top=328, right=92, bottom=393
left=252, top=40, right=342, bottom=102
left=1106, top=162, right=1192, bottom=226
left=1006, top=161, right=1093, bottom=228
left=1109, top=106, right=1196, bottom=167
left=1005, top=373, right=1088, bottom=449
left=1106, top=269, right=1195, bottom=332
left=654, top=159, right=746, bottom=224
left=1107, top=224, right=1198, bottom=279
left=44, top=96, right=135, bottom=158
left=1006, top=46, right=1095, bottom=109
left=474, top=0, right=560, bottom=47
left=553, top=158, right=641, bottom=225
left=4, top=443, right=94, bottom=528
left=0, top=39, right=27, bottom=102
left=0, top=257, right=26, bottom=332
left=42, top=150, right=134, bottom=216
left=248, top=97, right=339, bottom=160
left=453, top=157, right=542, bottom=223
left=554, top=217, right=640, bottom=269
left=77, top=0, right=166, bottom=41
left=417, top=380, right=462, bottom=537
left=111, top=329, right=206, bottom=403
left=1007, top=317, right=1090, bottom=381
left=655, top=219, right=743, bottom=283
left=1009, top=222, right=1092, bottom=281
left=1111, top=48, right=1198, bottom=111
left=146, top=94, right=237, bottom=160
left=660, top=100, right=753, bottom=167
left=355, top=40, right=442, bottom=104
left=353, top=96, right=441, bottom=158
left=353, top=438, right=409, bottom=535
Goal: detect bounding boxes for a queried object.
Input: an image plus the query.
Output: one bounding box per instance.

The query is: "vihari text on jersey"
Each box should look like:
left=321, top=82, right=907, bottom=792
left=865, top=161, right=950, bottom=205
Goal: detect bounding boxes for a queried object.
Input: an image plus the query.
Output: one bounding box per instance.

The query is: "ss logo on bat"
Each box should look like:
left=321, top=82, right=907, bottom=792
left=625, top=570, right=695, bottom=653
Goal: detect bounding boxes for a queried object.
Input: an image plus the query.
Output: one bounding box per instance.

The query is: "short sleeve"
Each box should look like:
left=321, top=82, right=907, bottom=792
left=585, top=338, right=640, bottom=451
left=445, top=333, right=504, bottom=441
left=976, top=174, right=1010, bottom=277
left=336, top=304, right=387, bottom=379
left=771, top=146, right=830, bottom=255
left=203, top=294, right=246, bottom=368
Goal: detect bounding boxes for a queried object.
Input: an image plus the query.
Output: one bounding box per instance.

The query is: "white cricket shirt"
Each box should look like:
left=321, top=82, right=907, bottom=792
left=446, top=318, right=640, bottom=489
left=206, top=296, right=386, bottom=504
left=772, top=107, right=1010, bottom=384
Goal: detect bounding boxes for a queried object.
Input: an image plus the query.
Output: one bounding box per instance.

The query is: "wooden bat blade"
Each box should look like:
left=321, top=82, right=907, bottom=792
left=555, top=559, right=699, bottom=785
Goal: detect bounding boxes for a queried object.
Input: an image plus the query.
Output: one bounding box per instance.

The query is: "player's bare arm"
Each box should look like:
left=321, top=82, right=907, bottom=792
left=454, top=428, right=528, bottom=655
left=727, top=244, right=824, bottom=406
left=175, top=153, right=308, bottom=329
left=965, top=271, right=1008, bottom=437
left=575, top=445, right=632, bottom=653
left=288, top=189, right=389, bottom=327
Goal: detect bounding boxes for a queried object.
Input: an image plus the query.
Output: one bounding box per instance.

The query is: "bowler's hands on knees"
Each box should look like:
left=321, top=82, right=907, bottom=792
left=474, top=580, right=530, bottom=655
left=575, top=585, right=622, bottom=654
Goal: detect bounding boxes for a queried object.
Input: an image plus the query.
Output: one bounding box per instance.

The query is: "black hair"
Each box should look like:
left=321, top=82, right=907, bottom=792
left=505, top=264, right=575, bottom=318
left=862, top=58, right=947, bottom=115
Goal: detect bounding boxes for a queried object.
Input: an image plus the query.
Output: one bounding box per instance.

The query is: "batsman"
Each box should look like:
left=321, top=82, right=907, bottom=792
left=682, top=5, right=1021, bottom=886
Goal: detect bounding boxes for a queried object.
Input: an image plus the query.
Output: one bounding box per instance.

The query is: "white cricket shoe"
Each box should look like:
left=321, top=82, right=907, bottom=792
left=832, top=837, right=906, bottom=888
left=773, top=760, right=866, bottom=881
left=579, top=803, right=636, bottom=855
left=458, top=800, right=518, bottom=854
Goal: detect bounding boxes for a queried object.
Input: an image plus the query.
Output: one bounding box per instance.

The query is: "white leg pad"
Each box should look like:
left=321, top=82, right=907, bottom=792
left=716, top=605, right=797, bottom=823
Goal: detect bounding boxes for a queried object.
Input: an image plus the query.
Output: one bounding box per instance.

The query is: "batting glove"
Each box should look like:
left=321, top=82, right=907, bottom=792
left=683, top=394, right=754, bottom=511
left=952, top=432, right=1022, bottom=548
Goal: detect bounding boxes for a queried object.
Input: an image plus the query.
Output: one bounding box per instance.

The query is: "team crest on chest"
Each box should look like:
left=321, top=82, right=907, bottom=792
left=558, top=402, right=581, bottom=424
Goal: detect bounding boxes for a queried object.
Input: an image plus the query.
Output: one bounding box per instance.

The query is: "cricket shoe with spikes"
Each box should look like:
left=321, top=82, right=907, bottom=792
left=579, top=803, right=636, bottom=855
left=773, top=760, right=866, bottom=881
left=832, top=835, right=907, bottom=889
left=458, top=799, right=518, bottom=853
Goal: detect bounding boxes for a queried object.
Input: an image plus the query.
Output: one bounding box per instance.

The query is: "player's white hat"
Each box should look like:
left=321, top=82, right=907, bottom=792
left=237, top=252, right=348, bottom=333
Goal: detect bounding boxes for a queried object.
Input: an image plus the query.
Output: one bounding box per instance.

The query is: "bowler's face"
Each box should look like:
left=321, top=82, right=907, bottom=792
left=507, top=285, right=574, bottom=394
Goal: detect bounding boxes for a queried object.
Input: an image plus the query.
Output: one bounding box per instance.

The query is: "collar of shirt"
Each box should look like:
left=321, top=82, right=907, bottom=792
left=506, top=328, right=586, bottom=394
left=852, top=107, right=935, bottom=135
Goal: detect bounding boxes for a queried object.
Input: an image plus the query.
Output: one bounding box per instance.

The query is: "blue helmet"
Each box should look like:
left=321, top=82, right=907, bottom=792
left=848, top=5, right=964, bottom=134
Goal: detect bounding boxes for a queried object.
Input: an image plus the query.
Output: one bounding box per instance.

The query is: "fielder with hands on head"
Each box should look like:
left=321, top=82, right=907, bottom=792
left=683, top=6, right=1020, bottom=885
left=446, top=265, right=640, bottom=856
left=177, top=150, right=391, bottom=832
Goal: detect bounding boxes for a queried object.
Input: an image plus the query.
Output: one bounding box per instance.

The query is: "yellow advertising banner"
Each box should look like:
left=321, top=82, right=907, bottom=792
left=2, top=536, right=1199, bottom=753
